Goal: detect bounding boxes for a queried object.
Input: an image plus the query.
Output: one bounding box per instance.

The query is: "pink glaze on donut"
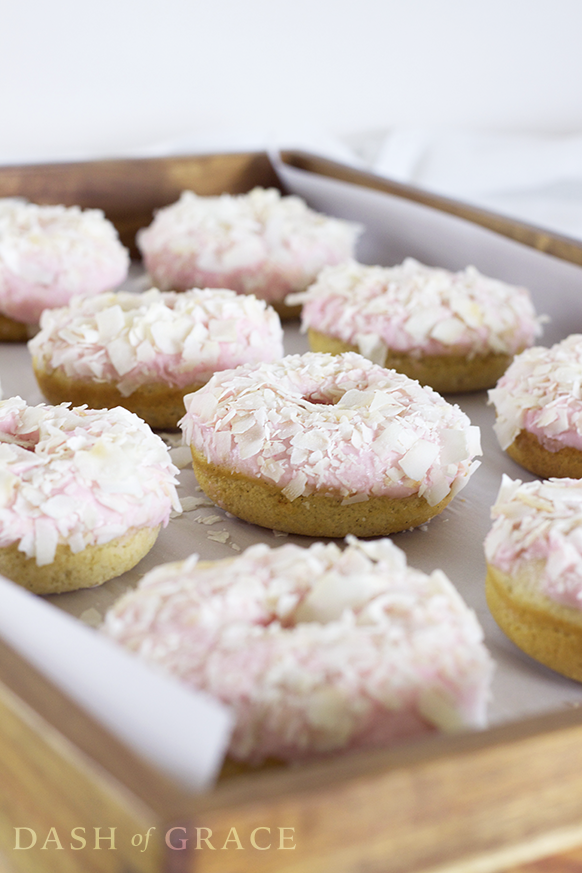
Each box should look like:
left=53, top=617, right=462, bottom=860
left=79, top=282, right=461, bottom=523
left=0, top=198, right=129, bottom=324
left=485, top=475, right=582, bottom=610
left=180, top=352, right=481, bottom=506
left=102, top=537, right=493, bottom=763
left=136, top=187, right=362, bottom=303
left=0, top=397, right=181, bottom=566
left=28, top=287, right=284, bottom=396
left=289, top=258, right=542, bottom=361
left=489, top=335, right=582, bottom=452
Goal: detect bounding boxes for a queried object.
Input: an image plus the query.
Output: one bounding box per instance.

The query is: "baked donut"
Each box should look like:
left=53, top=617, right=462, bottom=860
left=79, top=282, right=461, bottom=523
left=489, top=335, right=582, bottom=478
left=28, top=287, right=284, bottom=430
left=0, top=396, right=181, bottom=594
left=136, top=187, right=361, bottom=319
left=103, top=536, right=493, bottom=764
left=485, top=474, right=582, bottom=681
left=0, top=198, right=129, bottom=341
left=288, top=258, right=541, bottom=393
left=179, top=352, right=482, bottom=538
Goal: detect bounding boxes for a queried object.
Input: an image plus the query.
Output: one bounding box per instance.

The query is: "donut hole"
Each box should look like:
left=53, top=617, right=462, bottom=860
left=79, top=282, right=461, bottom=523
left=302, top=386, right=364, bottom=407
left=302, top=391, right=340, bottom=406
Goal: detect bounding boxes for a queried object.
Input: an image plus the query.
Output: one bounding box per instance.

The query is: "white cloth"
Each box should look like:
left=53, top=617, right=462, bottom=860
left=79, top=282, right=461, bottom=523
left=4, top=124, right=582, bottom=241
left=370, top=128, right=582, bottom=242
left=134, top=126, right=582, bottom=242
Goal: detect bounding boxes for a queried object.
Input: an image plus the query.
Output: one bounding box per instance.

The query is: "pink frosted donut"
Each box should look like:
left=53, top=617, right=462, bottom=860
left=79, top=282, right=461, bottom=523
left=103, top=536, right=493, bottom=764
left=180, top=351, right=482, bottom=537
left=0, top=198, right=129, bottom=335
left=28, top=287, right=284, bottom=429
left=489, top=335, right=582, bottom=478
left=136, top=187, right=362, bottom=318
left=485, top=475, right=582, bottom=680
left=290, top=258, right=542, bottom=393
left=0, top=396, right=181, bottom=594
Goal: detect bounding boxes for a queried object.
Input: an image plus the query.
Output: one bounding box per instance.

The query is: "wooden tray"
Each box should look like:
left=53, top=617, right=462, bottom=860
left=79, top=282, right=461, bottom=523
left=2, top=150, right=582, bottom=873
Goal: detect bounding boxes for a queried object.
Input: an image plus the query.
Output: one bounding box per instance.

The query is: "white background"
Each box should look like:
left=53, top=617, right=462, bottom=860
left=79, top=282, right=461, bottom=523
left=1, top=0, right=581, bottom=163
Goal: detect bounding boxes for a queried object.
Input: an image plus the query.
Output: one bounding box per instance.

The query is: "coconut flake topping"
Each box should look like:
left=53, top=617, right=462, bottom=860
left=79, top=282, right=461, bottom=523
left=180, top=352, right=481, bottom=504
left=0, top=397, right=181, bottom=565
left=137, top=187, right=362, bottom=302
left=102, top=536, right=493, bottom=762
left=290, top=258, right=542, bottom=359
left=28, top=287, right=284, bottom=396
left=0, top=198, right=129, bottom=324
left=485, top=474, right=582, bottom=609
left=489, top=335, right=582, bottom=451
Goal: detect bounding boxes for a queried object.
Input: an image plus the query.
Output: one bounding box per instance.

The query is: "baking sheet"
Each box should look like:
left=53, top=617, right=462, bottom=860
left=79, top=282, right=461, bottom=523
left=2, top=158, right=582, bottom=792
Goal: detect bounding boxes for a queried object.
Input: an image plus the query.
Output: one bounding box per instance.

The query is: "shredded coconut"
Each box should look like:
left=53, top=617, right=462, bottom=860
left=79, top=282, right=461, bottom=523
left=489, top=335, right=582, bottom=451
left=289, top=258, right=542, bottom=358
left=206, top=530, right=230, bottom=543
left=196, top=514, right=223, bottom=525
left=485, top=475, right=582, bottom=609
left=0, top=198, right=129, bottom=324
left=28, top=287, right=284, bottom=394
left=102, top=536, right=493, bottom=763
left=179, top=495, right=214, bottom=512
left=180, top=352, right=481, bottom=504
left=0, top=397, right=181, bottom=565
left=137, top=187, right=362, bottom=303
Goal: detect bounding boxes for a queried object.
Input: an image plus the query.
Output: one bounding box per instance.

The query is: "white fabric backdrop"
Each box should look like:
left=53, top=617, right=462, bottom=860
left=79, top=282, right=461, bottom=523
left=129, top=126, right=582, bottom=243
left=2, top=1, right=582, bottom=239
left=2, top=0, right=582, bottom=164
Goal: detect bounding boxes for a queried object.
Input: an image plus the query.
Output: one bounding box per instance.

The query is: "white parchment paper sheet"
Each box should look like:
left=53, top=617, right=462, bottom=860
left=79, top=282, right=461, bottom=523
left=2, top=156, right=582, bottom=793
left=274, top=156, right=582, bottom=723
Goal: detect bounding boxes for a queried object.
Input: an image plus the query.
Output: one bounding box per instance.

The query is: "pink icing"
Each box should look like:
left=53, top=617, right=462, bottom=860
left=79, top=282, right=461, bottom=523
left=290, top=258, right=542, bottom=360
left=485, top=475, right=582, bottom=610
left=137, top=187, right=361, bottom=303
left=489, top=335, right=582, bottom=451
left=102, top=537, right=493, bottom=763
left=180, top=352, right=481, bottom=505
left=0, top=397, right=181, bottom=566
left=0, top=199, right=129, bottom=324
left=28, top=287, right=284, bottom=396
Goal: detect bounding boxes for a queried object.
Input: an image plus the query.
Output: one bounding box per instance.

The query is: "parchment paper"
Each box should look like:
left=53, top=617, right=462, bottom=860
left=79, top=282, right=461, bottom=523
left=2, top=156, right=582, bottom=792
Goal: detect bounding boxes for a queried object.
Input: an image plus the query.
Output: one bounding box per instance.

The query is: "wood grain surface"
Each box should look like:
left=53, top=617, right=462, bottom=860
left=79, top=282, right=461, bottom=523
left=3, top=626, right=582, bottom=873
left=512, top=846, right=582, bottom=872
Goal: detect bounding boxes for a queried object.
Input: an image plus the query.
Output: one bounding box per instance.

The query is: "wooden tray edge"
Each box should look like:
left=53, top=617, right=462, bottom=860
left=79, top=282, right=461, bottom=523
left=279, top=149, right=582, bottom=267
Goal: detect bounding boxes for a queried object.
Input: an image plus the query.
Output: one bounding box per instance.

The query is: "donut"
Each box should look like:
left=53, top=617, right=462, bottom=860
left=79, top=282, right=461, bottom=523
left=179, top=352, right=482, bottom=538
left=0, top=198, right=129, bottom=340
left=489, top=335, right=582, bottom=478
left=28, top=287, right=284, bottom=430
left=0, top=396, right=181, bottom=594
left=102, top=536, right=493, bottom=764
left=485, top=474, right=582, bottom=681
left=136, top=187, right=362, bottom=319
left=288, top=258, right=542, bottom=393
